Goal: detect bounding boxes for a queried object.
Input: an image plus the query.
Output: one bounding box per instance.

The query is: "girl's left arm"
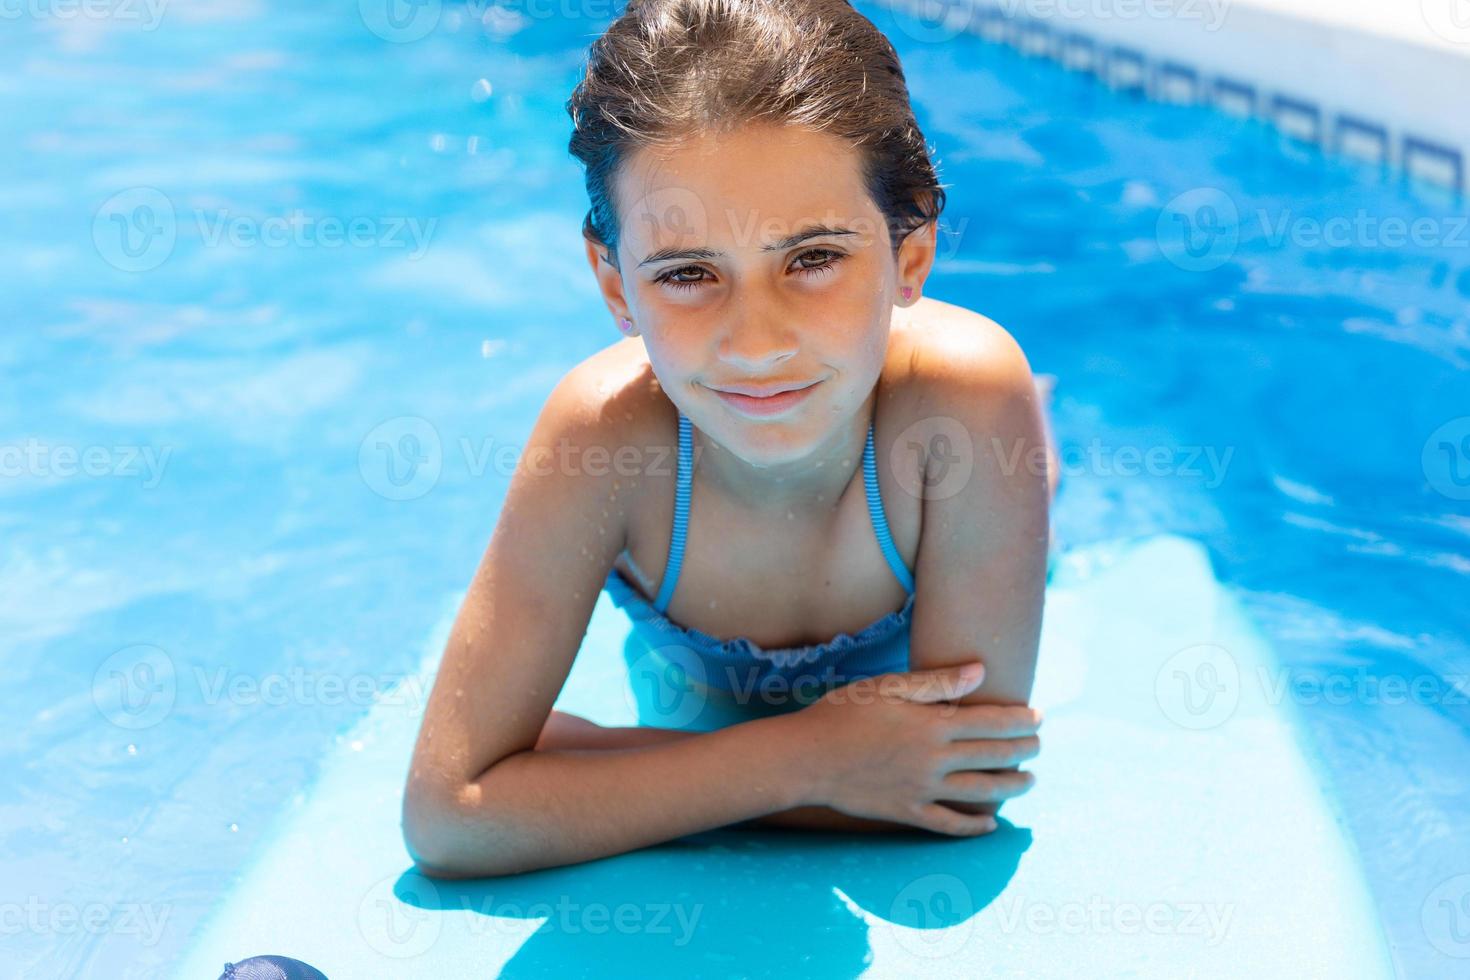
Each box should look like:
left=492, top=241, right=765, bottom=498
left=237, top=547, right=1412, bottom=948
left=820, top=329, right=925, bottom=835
left=901, top=326, right=1051, bottom=820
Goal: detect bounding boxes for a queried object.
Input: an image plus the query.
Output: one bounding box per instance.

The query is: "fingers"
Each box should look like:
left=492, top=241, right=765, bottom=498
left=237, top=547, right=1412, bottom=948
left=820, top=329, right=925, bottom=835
left=910, top=802, right=999, bottom=837
left=938, top=768, right=1037, bottom=803
left=945, top=704, right=1044, bottom=739
left=939, top=734, right=1041, bottom=772
left=899, top=661, right=987, bottom=704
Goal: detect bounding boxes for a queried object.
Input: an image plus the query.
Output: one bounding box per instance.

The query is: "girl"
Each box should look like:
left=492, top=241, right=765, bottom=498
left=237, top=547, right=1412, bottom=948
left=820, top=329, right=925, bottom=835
left=403, top=0, right=1056, bottom=879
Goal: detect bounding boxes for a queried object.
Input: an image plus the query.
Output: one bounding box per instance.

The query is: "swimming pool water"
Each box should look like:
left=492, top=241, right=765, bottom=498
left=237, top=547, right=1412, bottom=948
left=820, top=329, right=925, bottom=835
left=2, top=2, right=1466, bottom=977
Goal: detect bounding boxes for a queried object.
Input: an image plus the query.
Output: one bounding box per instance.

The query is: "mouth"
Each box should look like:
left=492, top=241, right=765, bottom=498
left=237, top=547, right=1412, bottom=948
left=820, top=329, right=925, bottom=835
left=707, top=379, right=822, bottom=418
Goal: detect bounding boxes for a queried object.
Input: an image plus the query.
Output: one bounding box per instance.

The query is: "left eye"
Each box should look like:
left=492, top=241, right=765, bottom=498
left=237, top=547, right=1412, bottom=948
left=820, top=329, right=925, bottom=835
left=792, top=248, right=844, bottom=275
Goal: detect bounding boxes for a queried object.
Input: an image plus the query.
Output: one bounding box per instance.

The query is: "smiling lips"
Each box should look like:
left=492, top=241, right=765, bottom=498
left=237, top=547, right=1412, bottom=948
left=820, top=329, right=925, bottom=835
left=709, top=379, right=822, bottom=417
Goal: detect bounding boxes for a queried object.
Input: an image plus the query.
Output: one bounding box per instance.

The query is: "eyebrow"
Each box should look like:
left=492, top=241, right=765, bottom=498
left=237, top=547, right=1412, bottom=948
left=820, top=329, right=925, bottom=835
left=637, top=224, right=859, bottom=267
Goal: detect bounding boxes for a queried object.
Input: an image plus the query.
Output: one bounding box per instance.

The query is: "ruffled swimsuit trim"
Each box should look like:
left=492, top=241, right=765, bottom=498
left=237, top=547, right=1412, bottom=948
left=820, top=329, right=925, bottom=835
left=603, top=567, right=915, bottom=670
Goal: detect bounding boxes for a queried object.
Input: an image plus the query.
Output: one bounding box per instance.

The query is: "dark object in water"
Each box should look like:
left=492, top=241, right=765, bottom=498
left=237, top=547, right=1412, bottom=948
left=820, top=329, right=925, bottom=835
left=217, top=954, right=329, bottom=980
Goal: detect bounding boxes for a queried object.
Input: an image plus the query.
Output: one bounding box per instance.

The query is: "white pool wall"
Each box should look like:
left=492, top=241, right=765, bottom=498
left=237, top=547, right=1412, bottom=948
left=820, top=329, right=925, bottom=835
left=881, top=0, right=1470, bottom=194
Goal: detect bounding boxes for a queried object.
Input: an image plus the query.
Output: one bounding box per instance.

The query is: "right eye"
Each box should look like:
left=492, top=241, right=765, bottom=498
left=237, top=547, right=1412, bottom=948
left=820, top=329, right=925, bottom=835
left=655, top=265, right=709, bottom=292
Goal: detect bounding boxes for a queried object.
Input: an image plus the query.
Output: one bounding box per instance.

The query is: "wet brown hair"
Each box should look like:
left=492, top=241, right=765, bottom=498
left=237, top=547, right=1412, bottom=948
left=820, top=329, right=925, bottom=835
left=566, top=0, right=948, bottom=271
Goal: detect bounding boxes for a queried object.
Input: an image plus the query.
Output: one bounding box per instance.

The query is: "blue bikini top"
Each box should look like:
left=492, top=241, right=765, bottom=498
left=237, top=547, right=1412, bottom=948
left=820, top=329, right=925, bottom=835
left=601, top=410, right=916, bottom=671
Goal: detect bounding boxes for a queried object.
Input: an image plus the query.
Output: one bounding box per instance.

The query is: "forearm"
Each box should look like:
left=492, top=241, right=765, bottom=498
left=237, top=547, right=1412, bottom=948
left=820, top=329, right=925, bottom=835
left=536, top=716, right=915, bottom=833
left=408, top=712, right=816, bottom=878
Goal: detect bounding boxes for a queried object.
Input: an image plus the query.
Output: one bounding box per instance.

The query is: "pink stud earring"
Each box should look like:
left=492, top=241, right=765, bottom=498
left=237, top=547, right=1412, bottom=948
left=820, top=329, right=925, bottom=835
left=901, top=286, right=914, bottom=301
left=617, top=316, right=634, bottom=335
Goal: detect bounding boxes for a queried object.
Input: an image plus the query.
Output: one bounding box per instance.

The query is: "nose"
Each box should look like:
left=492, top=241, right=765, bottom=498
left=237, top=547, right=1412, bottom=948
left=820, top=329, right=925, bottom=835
left=716, top=316, right=798, bottom=373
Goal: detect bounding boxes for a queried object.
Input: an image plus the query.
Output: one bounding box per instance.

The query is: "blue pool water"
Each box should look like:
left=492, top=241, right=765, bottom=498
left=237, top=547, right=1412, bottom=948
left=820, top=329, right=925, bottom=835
left=2, top=2, right=1466, bottom=977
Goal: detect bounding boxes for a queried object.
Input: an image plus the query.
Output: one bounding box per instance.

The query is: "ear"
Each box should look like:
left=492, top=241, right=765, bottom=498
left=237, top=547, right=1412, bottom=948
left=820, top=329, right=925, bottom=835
left=583, top=235, right=636, bottom=331
left=895, top=217, right=938, bottom=307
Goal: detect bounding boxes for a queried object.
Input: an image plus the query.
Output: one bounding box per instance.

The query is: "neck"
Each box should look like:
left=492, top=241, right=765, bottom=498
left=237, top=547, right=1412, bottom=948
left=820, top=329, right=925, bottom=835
left=690, top=388, right=876, bottom=515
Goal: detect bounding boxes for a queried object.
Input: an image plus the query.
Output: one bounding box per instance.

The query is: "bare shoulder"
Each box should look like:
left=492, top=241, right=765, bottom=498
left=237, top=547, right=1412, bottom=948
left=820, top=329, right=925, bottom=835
left=883, top=296, right=1039, bottom=427
left=549, top=336, right=673, bottom=449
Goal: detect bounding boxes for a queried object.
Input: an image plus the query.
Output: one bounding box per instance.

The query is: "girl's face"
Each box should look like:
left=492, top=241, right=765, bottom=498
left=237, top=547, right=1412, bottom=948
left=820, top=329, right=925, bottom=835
left=588, top=122, right=934, bottom=469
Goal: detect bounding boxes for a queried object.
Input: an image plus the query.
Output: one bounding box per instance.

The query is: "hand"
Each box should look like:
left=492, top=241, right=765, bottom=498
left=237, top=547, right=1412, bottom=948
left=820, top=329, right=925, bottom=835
left=793, top=661, right=1042, bottom=835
